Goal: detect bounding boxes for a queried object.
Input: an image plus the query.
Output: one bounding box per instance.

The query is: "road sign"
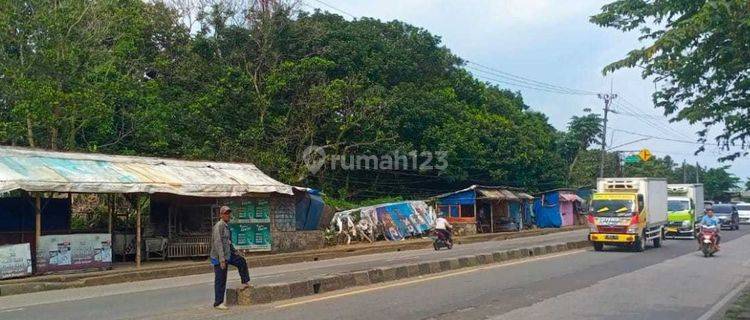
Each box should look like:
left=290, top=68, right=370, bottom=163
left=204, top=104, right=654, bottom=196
left=625, top=155, right=640, bottom=164
left=638, top=148, right=652, bottom=161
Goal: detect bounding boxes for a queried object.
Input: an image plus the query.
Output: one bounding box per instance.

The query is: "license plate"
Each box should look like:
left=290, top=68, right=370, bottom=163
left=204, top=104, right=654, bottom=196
left=605, top=234, right=618, bottom=240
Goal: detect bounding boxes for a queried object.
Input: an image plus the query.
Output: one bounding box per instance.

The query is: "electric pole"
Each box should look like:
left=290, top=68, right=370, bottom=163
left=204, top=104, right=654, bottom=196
left=683, top=160, right=687, bottom=183
left=696, top=162, right=700, bottom=183
left=598, top=92, right=617, bottom=178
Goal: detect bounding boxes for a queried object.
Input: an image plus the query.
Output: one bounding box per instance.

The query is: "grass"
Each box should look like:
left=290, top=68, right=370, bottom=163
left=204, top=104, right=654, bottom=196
left=724, top=289, right=750, bottom=319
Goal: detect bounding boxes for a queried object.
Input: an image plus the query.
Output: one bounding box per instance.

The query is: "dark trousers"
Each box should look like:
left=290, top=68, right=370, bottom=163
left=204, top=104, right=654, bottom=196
left=213, top=254, right=251, bottom=306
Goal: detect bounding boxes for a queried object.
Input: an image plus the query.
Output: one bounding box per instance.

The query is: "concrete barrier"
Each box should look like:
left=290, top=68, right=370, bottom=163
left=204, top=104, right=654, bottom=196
left=458, top=256, right=478, bottom=268
left=476, top=253, right=494, bottom=265
left=531, top=246, right=545, bottom=256
left=318, top=275, right=344, bottom=293
left=407, top=264, right=423, bottom=277
left=289, top=280, right=314, bottom=298
left=207, top=238, right=594, bottom=306
left=394, top=265, right=410, bottom=280
left=339, top=273, right=357, bottom=288
left=493, top=251, right=509, bottom=262
left=229, top=283, right=293, bottom=305
left=368, top=269, right=384, bottom=284
left=351, top=271, right=371, bottom=286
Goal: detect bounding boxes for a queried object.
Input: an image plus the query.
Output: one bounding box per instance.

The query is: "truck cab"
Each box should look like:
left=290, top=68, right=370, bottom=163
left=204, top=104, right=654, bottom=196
left=665, top=184, right=704, bottom=239
left=588, top=178, right=668, bottom=252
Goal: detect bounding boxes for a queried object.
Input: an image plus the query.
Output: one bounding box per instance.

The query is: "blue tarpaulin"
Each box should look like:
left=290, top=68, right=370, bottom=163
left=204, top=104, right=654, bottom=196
left=295, top=189, right=324, bottom=230
left=436, top=190, right=475, bottom=205
left=534, top=192, right=562, bottom=228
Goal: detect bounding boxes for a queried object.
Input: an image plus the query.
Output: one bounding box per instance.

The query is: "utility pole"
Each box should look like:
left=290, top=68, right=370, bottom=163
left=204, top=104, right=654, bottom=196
left=696, top=162, right=700, bottom=183
left=683, top=160, right=687, bottom=183
left=598, top=92, right=617, bottom=178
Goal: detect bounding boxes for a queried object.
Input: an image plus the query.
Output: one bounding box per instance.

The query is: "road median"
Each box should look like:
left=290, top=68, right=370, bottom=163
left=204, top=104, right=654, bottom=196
left=226, top=239, right=591, bottom=306
left=0, top=226, right=584, bottom=297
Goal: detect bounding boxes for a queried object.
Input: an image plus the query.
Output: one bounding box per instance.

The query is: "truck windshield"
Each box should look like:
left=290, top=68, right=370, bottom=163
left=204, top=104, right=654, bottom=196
left=591, top=200, right=634, bottom=217
left=668, top=200, right=690, bottom=212
left=737, top=205, right=750, bottom=211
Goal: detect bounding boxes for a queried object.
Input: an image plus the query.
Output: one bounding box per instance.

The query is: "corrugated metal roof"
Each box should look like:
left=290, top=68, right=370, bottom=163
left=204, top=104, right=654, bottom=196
left=0, top=147, right=293, bottom=196
left=477, top=189, right=519, bottom=201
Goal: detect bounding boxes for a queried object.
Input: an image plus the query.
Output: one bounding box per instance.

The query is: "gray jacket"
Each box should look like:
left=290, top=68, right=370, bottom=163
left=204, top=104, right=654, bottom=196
left=210, top=220, right=235, bottom=262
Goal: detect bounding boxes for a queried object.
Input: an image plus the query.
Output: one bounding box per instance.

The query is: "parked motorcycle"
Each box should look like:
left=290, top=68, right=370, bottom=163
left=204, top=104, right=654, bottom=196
left=698, top=225, right=719, bottom=257
left=432, top=228, right=453, bottom=250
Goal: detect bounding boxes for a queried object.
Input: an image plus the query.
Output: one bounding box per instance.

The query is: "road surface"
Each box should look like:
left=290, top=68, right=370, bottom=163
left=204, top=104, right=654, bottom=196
left=2, top=228, right=749, bottom=320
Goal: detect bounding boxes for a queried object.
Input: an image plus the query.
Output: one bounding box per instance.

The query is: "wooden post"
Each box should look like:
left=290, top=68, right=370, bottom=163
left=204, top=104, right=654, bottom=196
left=473, top=201, right=478, bottom=233
left=135, top=195, right=142, bottom=268
left=34, top=194, right=41, bottom=274
left=490, top=200, right=494, bottom=233
left=108, top=195, right=113, bottom=235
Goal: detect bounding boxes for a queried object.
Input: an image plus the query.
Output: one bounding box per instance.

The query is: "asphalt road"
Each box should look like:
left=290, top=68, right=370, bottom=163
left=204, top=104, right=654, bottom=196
left=2, top=227, right=749, bottom=320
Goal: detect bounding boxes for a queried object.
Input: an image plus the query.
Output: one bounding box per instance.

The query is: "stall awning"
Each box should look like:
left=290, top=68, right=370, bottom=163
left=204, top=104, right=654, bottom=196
left=0, top=147, right=293, bottom=196
left=514, top=192, right=534, bottom=200
left=477, top=189, right=519, bottom=201
left=560, top=193, right=584, bottom=202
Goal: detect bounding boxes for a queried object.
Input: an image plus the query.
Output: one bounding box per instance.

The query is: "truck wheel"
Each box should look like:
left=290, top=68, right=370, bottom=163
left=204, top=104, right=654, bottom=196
left=593, top=243, right=603, bottom=251
left=653, top=236, right=661, bottom=248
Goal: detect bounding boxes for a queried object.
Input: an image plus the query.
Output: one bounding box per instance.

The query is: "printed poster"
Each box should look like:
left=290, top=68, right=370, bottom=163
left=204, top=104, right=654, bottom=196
left=0, top=243, right=32, bottom=279
left=227, top=198, right=272, bottom=252
left=230, top=223, right=271, bottom=251
left=36, top=234, right=112, bottom=273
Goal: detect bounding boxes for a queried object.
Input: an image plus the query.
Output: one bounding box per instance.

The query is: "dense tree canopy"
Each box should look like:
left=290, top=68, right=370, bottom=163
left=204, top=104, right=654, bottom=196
left=591, top=0, right=750, bottom=160
left=0, top=0, right=741, bottom=202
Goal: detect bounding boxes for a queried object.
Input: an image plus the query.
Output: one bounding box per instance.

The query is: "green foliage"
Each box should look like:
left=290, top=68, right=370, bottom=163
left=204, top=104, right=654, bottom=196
left=1, top=1, right=739, bottom=202
left=591, top=0, right=750, bottom=159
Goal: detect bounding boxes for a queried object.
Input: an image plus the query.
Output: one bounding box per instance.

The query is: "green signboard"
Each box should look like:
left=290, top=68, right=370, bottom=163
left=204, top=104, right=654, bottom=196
left=625, top=155, right=641, bottom=164
left=227, top=198, right=272, bottom=252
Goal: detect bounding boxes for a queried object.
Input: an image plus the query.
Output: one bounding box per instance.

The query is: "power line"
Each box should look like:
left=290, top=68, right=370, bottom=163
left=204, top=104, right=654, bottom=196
left=610, top=100, right=692, bottom=141
left=466, top=61, right=599, bottom=95
left=616, top=96, right=693, bottom=140
left=474, top=75, right=596, bottom=96
left=609, top=127, right=720, bottom=147
left=308, top=0, right=356, bottom=18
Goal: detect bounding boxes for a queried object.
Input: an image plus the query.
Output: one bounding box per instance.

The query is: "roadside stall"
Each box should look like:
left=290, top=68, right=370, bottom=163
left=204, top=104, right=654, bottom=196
left=533, top=189, right=585, bottom=228
left=432, top=185, right=534, bottom=235
left=0, top=146, right=321, bottom=278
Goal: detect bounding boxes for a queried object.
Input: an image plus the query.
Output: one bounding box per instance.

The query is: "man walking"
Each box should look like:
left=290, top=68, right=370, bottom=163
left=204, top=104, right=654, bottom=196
left=211, top=206, right=251, bottom=310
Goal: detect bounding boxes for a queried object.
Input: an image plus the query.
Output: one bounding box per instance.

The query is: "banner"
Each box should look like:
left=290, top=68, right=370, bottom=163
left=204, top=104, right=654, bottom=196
left=0, top=243, right=32, bottom=279
left=36, top=234, right=112, bottom=273
left=334, top=201, right=436, bottom=241
left=228, top=198, right=272, bottom=251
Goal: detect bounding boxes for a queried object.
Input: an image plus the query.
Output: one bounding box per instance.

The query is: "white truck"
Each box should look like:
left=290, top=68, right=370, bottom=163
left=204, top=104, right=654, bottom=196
left=666, top=184, right=704, bottom=239
left=588, top=178, right=668, bottom=252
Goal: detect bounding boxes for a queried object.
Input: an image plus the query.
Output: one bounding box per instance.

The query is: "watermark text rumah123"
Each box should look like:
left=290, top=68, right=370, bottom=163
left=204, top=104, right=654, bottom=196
left=302, top=146, right=448, bottom=174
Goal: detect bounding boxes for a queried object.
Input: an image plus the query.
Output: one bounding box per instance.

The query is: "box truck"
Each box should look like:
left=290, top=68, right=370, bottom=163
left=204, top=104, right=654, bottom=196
left=666, top=184, right=704, bottom=239
left=587, top=178, right=668, bottom=252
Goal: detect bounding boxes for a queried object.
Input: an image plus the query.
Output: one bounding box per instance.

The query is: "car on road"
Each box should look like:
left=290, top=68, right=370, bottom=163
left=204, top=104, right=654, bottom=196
left=712, top=204, right=739, bottom=230
left=736, top=203, right=750, bottom=224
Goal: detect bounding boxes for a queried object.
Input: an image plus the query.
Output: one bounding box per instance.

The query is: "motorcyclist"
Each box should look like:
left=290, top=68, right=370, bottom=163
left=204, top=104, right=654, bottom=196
left=697, top=208, right=720, bottom=250
left=434, top=213, right=453, bottom=245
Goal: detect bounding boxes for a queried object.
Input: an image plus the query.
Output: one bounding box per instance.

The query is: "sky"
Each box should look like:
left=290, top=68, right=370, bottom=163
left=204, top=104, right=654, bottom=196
left=303, top=0, right=750, bottom=183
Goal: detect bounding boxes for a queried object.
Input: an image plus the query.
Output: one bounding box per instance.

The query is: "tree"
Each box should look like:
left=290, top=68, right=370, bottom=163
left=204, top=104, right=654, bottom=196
left=702, top=166, right=740, bottom=201
left=745, top=178, right=750, bottom=191
left=591, top=0, right=750, bottom=160
left=560, top=114, right=603, bottom=182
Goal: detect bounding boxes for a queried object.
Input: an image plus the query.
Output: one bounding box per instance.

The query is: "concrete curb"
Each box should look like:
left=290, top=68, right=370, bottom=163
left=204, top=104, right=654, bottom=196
left=227, top=239, right=590, bottom=305
left=0, top=226, right=585, bottom=297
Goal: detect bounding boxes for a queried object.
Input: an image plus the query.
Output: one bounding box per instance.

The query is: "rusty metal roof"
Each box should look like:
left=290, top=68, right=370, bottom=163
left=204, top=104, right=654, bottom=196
left=0, top=147, right=293, bottom=196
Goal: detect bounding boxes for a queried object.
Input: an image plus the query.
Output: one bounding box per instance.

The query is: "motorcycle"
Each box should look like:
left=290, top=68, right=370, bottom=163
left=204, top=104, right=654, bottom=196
left=432, top=228, right=453, bottom=250
left=698, top=225, right=719, bottom=257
